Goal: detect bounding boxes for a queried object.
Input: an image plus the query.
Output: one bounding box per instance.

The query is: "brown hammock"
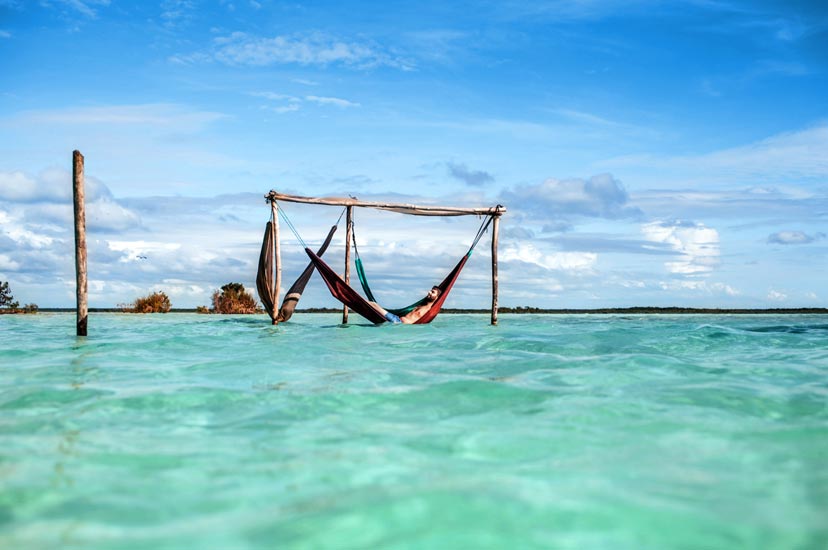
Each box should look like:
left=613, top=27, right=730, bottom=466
left=257, top=222, right=338, bottom=323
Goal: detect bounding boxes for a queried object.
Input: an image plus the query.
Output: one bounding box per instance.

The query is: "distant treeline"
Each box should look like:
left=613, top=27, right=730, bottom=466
left=35, top=306, right=828, bottom=314
left=494, top=306, right=828, bottom=314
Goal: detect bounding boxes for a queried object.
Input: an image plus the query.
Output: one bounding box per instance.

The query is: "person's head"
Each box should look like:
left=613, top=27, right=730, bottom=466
left=425, top=286, right=442, bottom=303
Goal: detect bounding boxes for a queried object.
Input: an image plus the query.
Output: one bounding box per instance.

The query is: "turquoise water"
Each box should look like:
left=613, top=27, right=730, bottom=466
left=1, top=313, right=826, bottom=549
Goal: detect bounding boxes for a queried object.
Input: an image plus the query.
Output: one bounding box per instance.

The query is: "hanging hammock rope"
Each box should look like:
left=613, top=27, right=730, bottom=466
left=276, top=202, right=308, bottom=249
left=276, top=202, right=346, bottom=251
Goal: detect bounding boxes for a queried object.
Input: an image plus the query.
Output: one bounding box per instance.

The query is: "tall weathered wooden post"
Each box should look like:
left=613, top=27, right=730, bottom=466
left=72, top=150, right=88, bottom=336
left=342, top=205, right=354, bottom=324
left=491, top=211, right=501, bottom=326
left=271, top=199, right=281, bottom=322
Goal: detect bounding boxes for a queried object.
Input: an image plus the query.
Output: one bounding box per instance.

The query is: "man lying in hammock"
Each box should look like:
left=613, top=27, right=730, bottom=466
left=369, top=286, right=442, bottom=324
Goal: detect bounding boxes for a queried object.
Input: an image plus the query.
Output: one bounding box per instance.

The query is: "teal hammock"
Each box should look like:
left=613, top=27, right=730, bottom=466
left=354, top=257, right=425, bottom=316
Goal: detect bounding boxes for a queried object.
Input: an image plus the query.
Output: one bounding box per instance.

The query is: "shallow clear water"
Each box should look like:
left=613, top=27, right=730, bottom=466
left=1, top=313, right=827, bottom=549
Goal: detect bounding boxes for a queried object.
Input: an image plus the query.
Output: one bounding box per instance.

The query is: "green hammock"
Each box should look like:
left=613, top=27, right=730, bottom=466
left=354, top=257, right=425, bottom=316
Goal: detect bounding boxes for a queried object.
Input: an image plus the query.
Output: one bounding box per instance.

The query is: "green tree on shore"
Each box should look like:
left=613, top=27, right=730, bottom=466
left=1, top=281, right=19, bottom=310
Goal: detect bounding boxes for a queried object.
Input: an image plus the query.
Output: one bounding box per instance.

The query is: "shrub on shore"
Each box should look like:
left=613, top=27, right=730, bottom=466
left=211, top=283, right=259, bottom=314
left=129, top=291, right=172, bottom=313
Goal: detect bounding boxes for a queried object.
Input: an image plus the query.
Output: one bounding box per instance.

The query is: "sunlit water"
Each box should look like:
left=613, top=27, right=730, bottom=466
left=1, top=313, right=826, bottom=549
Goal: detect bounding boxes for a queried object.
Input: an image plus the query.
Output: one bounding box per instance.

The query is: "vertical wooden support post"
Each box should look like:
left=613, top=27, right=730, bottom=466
left=271, top=200, right=281, bottom=323
left=491, top=213, right=500, bottom=326
left=342, top=206, right=353, bottom=324
left=72, top=150, right=88, bottom=336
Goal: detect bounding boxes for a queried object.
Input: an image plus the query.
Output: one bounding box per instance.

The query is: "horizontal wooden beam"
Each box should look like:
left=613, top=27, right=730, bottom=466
left=266, top=190, right=505, bottom=217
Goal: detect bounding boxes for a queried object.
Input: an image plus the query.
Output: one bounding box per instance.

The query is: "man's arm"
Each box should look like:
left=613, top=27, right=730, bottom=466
left=400, top=303, right=432, bottom=324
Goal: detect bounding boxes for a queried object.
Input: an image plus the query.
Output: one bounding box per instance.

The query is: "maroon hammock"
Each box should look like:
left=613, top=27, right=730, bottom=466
left=305, top=248, right=471, bottom=324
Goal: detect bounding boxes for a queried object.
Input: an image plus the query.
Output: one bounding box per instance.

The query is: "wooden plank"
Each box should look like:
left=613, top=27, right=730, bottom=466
left=266, top=191, right=505, bottom=216
left=73, top=150, right=88, bottom=336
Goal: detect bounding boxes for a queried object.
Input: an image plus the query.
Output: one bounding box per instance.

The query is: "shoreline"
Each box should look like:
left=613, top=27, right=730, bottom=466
left=19, top=307, right=828, bottom=315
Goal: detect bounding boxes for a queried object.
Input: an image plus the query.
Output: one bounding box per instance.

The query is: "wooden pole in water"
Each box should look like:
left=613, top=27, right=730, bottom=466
left=491, top=213, right=500, bottom=326
left=271, top=200, right=281, bottom=323
left=342, top=205, right=353, bottom=324
left=72, top=150, right=88, bottom=336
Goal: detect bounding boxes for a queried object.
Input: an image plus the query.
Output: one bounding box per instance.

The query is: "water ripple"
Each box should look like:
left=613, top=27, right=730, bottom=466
left=2, top=312, right=827, bottom=549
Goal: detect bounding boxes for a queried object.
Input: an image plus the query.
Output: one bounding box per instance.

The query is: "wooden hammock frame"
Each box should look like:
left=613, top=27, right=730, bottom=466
left=265, top=190, right=506, bottom=325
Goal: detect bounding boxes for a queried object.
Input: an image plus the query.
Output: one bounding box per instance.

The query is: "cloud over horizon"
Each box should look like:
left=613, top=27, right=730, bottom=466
left=642, top=220, right=720, bottom=276
left=2, top=1, right=826, bottom=309
left=500, top=174, right=641, bottom=222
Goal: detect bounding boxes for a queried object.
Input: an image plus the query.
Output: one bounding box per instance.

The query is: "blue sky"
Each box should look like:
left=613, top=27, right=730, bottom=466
left=1, top=0, right=826, bottom=310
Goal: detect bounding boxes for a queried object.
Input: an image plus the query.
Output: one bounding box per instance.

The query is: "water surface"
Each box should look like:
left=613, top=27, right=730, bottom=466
left=1, top=313, right=826, bottom=549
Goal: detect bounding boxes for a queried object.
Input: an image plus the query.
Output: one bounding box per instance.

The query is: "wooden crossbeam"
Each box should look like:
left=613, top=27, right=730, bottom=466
left=266, top=191, right=505, bottom=217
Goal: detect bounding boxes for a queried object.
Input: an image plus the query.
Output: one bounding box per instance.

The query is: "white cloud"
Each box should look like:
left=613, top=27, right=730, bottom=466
left=265, top=104, right=301, bottom=114
left=1, top=168, right=138, bottom=233
left=0, top=30, right=11, bottom=39
left=642, top=220, right=720, bottom=275
left=0, top=171, right=37, bottom=201
left=87, top=197, right=141, bottom=232
left=555, top=108, right=615, bottom=125
left=701, top=125, right=828, bottom=178
left=0, top=210, right=58, bottom=250
left=16, top=104, right=227, bottom=132
left=107, top=240, right=182, bottom=262
left=4, top=225, right=55, bottom=249
left=305, top=95, right=361, bottom=108
left=253, top=92, right=360, bottom=114
left=658, top=280, right=739, bottom=296
left=168, top=52, right=213, bottom=65
left=3, top=181, right=504, bottom=308
left=0, top=253, right=21, bottom=271
left=501, top=242, right=597, bottom=272
left=161, top=0, right=195, bottom=28
left=500, top=173, right=640, bottom=220
left=633, top=183, right=827, bottom=225
left=767, top=289, right=787, bottom=302
left=211, top=32, right=407, bottom=69
left=0, top=168, right=115, bottom=204
left=251, top=92, right=301, bottom=102
left=606, top=124, right=828, bottom=182
left=767, top=230, right=825, bottom=245
left=52, top=0, right=111, bottom=18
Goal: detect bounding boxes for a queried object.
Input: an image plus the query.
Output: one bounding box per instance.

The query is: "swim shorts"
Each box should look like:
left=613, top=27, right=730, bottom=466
left=384, top=312, right=402, bottom=323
